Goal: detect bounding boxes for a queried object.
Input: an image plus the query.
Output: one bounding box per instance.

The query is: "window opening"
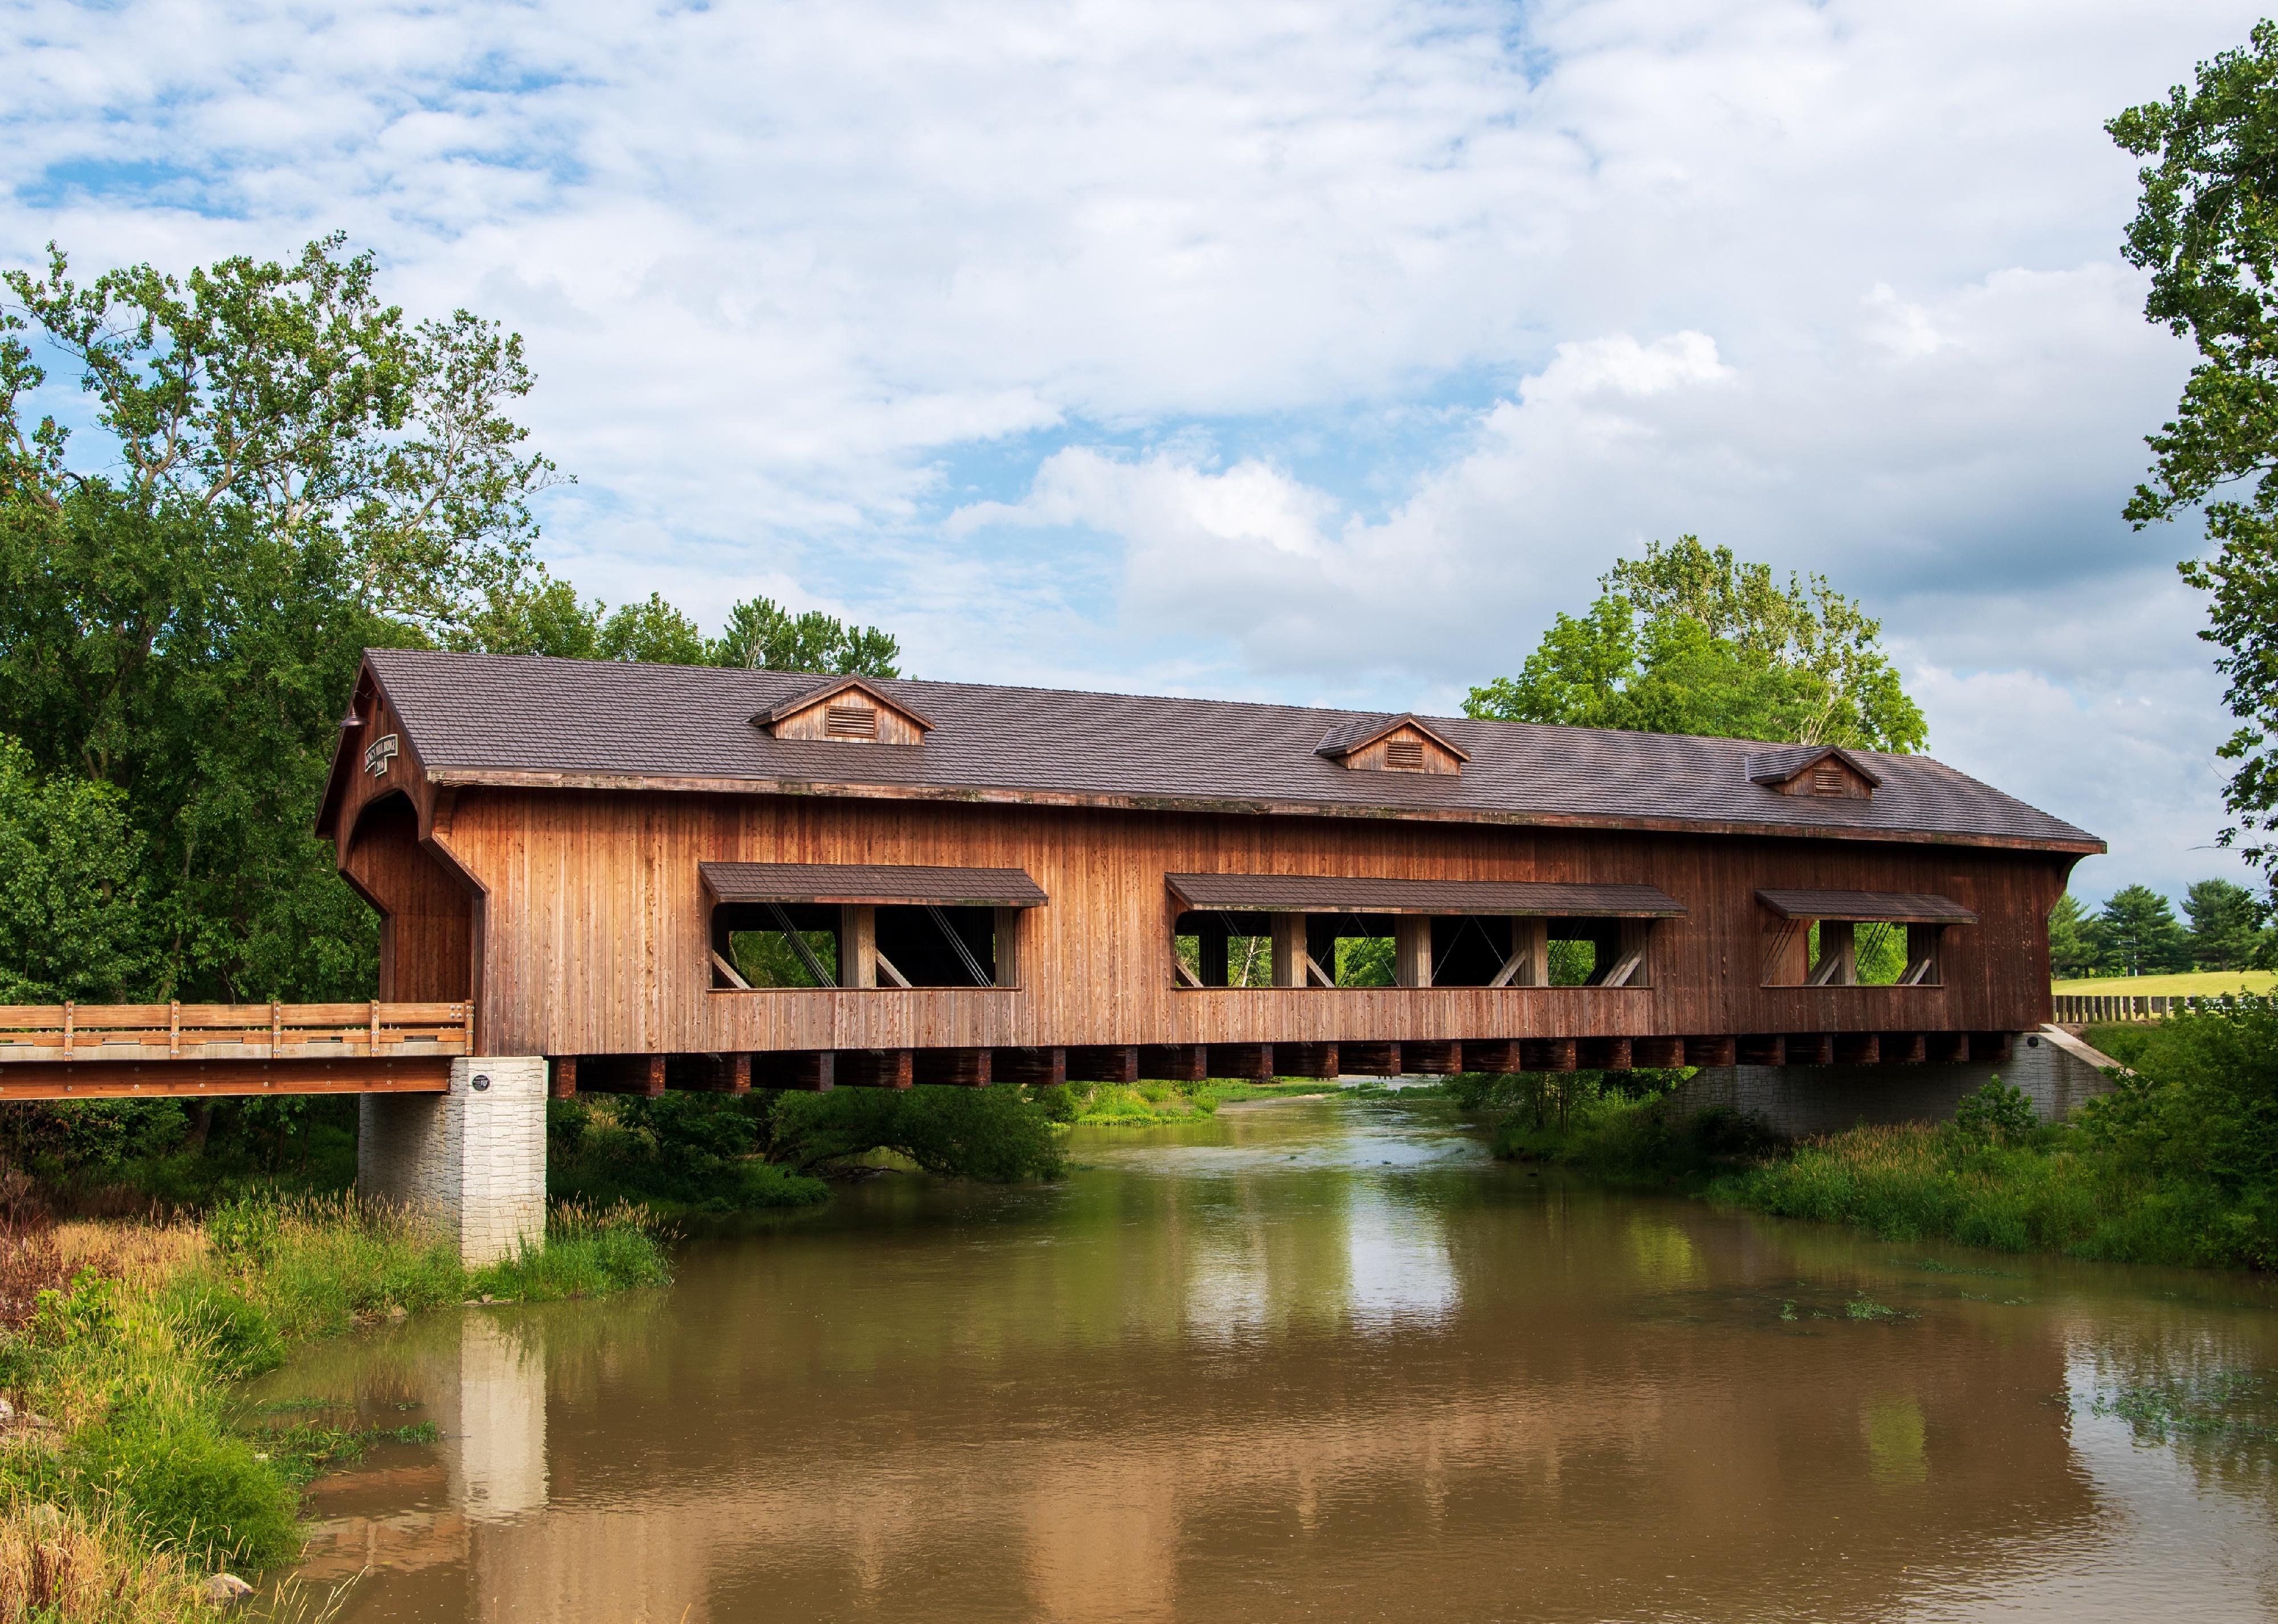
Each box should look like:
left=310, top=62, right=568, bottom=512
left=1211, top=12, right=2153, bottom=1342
left=926, top=904, right=993, bottom=986
left=1766, top=917, right=1942, bottom=986
left=1548, top=938, right=1596, bottom=985
left=874, top=904, right=998, bottom=987
left=1174, top=912, right=1274, bottom=986
left=1172, top=909, right=1650, bottom=988
left=721, top=901, right=842, bottom=988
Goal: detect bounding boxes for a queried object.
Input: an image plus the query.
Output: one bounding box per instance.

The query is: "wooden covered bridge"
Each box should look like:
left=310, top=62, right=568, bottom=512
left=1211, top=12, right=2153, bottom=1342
left=2, top=650, right=2098, bottom=1101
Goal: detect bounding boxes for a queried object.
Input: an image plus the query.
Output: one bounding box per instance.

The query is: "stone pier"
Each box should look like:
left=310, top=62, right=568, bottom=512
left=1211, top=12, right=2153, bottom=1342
left=1665, top=1029, right=2118, bottom=1140
left=359, top=1056, right=546, bottom=1266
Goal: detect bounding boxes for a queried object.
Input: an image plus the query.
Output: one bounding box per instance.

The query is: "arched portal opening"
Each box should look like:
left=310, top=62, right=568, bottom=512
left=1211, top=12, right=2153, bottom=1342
left=344, top=791, right=478, bottom=1002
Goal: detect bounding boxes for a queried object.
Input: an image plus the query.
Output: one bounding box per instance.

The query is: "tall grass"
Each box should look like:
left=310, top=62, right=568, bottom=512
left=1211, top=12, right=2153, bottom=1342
left=0, top=1497, right=224, bottom=1623
left=1708, top=1119, right=2276, bottom=1267
left=0, top=1193, right=671, bottom=1615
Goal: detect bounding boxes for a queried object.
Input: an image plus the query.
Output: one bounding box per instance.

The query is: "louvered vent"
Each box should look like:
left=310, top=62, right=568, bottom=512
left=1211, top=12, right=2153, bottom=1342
left=825, top=703, right=878, bottom=740
left=1812, top=766, right=1846, bottom=796
left=1385, top=739, right=1427, bottom=772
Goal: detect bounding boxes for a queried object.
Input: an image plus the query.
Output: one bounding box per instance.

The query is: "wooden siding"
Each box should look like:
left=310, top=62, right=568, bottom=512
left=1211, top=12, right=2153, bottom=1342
left=403, top=787, right=2071, bottom=1058
left=769, top=692, right=928, bottom=746
left=1339, top=724, right=1463, bottom=777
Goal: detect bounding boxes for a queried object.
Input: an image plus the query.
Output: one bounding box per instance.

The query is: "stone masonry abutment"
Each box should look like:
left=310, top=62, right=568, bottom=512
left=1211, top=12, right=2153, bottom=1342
left=360, top=1056, right=546, bottom=1267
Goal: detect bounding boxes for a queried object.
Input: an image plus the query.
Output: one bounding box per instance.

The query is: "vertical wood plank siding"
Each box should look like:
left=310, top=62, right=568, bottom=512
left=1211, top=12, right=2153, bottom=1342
left=398, top=788, right=2064, bottom=1057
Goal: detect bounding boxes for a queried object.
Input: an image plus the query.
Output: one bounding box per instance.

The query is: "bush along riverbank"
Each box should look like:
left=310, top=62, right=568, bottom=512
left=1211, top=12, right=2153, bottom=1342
left=0, top=1193, right=669, bottom=1619
left=1482, top=998, right=2278, bottom=1271
left=547, top=1084, right=1069, bottom=1214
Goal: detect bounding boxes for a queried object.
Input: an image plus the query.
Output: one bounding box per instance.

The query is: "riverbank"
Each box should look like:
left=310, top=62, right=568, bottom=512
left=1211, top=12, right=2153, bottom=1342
left=0, top=1194, right=669, bottom=1620
left=1489, top=998, right=2278, bottom=1272
left=1058, top=1078, right=1386, bottom=1128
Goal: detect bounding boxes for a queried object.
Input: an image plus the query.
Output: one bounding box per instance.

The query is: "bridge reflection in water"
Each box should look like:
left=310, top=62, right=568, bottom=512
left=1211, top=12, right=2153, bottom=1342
left=259, top=1102, right=2278, bottom=1623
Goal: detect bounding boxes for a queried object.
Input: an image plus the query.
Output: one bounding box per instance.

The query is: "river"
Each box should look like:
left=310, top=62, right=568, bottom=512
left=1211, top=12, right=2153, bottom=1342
left=256, top=1094, right=2278, bottom=1622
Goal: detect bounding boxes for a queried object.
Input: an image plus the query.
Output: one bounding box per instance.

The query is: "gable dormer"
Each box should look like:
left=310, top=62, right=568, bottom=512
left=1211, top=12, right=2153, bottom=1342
left=1314, top=713, right=1468, bottom=776
left=755, top=676, right=933, bottom=746
left=1745, top=744, right=1880, bottom=801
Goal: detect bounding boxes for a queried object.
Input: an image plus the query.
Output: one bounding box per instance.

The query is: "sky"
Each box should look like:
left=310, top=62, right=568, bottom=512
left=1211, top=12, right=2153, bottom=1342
left=3, top=0, right=2268, bottom=905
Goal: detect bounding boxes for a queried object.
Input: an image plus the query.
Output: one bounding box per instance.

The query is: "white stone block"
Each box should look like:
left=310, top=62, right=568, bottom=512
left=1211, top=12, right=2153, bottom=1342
left=360, top=1056, right=546, bottom=1267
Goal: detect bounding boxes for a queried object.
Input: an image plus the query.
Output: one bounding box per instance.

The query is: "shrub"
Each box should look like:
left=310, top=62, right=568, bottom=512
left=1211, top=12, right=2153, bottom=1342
left=546, top=1094, right=829, bottom=1213
left=66, top=1411, right=300, bottom=1569
left=1953, top=1078, right=2038, bottom=1144
left=770, top=1086, right=1065, bottom=1181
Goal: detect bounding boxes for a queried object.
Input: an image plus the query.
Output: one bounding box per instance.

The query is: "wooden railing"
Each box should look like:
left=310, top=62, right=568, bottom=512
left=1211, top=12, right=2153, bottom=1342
left=2052, top=992, right=2255, bottom=1025
left=0, top=1002, right=473, bottom=1064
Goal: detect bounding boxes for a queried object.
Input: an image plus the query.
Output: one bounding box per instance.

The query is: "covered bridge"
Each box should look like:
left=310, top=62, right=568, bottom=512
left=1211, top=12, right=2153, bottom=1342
left=316, top=650, right=2100, bottom=1092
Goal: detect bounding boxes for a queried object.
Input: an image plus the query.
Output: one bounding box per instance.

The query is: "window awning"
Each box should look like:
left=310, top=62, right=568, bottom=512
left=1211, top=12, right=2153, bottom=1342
left=701, top=862, right=1047, bottom=909
left=1756, top=888, right=1977, bottom=924
left=1166, top=874, right=1684, bottom=917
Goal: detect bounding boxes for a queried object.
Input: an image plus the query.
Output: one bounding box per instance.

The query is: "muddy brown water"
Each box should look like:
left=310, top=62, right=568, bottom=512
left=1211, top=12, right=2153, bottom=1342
left=256, top=1096, right=2278, bottom=1622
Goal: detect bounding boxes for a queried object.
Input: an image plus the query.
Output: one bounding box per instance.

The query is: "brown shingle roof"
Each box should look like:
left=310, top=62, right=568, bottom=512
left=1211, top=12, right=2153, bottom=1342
left=355, top=650, right=2102, bottom=854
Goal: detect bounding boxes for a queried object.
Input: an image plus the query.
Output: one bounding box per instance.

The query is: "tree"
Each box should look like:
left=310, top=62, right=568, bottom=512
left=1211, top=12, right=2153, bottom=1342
left=2112, top=29, right=2278, bottom=898
left=0, top=235, right=565, bottom=999
left=2184, top=878, right=2269, bottom=970
left=2, top=236, right=561, bottom=636
left=459, top=585, right=899, bottom=675
left=2048, top=892, right=2102, bottom=980
left=1464, top=537, right=1926, bottom=751
left=2098, top=885, right=2190, bottom=977
left=710, top=595, right=900, bottom=677
left=0, top=734, right=152, bottom=1001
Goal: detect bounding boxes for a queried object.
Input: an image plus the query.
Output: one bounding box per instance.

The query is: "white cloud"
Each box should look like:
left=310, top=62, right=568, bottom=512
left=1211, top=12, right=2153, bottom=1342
left=0, top=0, right=2263, bottom=896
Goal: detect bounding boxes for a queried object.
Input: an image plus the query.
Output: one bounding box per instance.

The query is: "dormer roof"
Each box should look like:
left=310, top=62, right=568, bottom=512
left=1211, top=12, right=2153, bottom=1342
left=1745, top=744, right=1883, bottom=797
left=754, top=675, right=933, bottom=744
left=1314, top=713, right=1471, bottom=772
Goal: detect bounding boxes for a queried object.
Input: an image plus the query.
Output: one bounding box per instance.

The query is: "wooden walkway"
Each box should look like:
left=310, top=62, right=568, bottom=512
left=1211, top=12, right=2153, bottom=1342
left=0, top=1002, right=470, bottom=1098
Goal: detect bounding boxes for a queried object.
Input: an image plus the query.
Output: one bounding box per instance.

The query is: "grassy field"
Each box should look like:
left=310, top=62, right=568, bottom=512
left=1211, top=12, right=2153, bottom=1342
left=2052, top=970, right=2276, bottom=997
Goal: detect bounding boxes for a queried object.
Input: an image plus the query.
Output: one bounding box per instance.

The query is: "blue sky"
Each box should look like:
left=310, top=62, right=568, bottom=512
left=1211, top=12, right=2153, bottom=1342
left=5, top=0, right=2269, bottom=905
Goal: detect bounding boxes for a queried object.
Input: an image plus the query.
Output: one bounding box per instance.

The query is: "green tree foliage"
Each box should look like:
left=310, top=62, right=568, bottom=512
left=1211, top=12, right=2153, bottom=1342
left=458, top=582, right=898, bottom=675
left=1464, top=537, right=1926, bottom=751
left=2048, top=892, right=2101, bottom=980
left=0, top=735, right=152, bottom=999
left=2098, top=884, right=2191, bottom=977
left=2080, top=998, right=2278, bottom=1229
left=2184, top=878, right=2272, bottom=970
left=0, top=236, right=563, bottom=999
left=711, top=594, right=900, bottom=676
left=769, top=1087, right=1065, bottom=1181
left=2112, top=29, right=2278, bottom=895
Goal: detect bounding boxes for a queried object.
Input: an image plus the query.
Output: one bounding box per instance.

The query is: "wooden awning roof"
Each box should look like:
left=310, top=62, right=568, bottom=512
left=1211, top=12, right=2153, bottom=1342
left=1756, top=888, right=1977, bottom=924
left=700, top=862, right=1048, bottom=908
left=1166, top=874, right=1684, bottom=917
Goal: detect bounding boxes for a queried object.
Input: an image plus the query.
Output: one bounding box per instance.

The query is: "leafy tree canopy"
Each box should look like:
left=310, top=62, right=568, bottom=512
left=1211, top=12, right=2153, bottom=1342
left=1464, top=537, right=1926, bottom=752
left=2112, top=27, right=2278, bottom=893
left=460, top=582, right=898, bottom=675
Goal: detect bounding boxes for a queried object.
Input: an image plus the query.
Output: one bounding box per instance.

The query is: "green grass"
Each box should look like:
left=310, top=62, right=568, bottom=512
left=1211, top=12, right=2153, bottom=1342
left=0, top=1193, right=673, bottom=1592
left=1063, top=1078, right=1375, bottom=1127
left=2053, top=970, right=2277, bottom=997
